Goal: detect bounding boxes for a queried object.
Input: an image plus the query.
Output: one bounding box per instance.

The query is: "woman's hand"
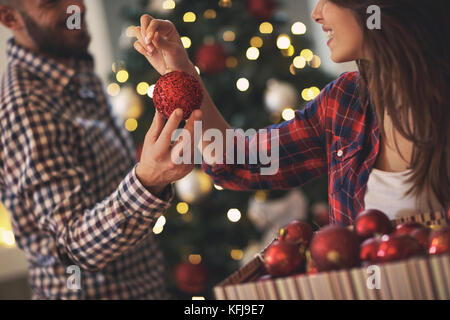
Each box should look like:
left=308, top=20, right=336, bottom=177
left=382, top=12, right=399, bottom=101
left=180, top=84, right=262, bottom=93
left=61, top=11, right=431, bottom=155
left=133, top=14, right=195, bottom=75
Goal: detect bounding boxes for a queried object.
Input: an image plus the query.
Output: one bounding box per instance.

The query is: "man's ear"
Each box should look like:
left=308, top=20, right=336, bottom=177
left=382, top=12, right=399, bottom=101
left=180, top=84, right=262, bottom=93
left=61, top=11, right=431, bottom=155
left=0, top=6, right=24, bottom=30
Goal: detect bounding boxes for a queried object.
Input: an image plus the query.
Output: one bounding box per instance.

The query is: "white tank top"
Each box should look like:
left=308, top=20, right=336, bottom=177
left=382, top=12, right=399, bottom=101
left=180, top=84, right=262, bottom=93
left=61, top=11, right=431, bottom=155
left=363, top=168, right=444, bottom=220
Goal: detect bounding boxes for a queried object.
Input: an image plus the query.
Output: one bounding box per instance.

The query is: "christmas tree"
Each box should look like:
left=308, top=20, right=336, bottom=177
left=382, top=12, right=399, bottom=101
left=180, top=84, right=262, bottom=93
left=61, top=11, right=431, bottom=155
left=108, top=0, right=333, bottom=299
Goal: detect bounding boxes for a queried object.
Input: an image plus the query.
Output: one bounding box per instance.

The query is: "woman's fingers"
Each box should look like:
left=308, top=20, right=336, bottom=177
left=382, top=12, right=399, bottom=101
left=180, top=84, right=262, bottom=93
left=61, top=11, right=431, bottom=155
left=140, top=14, right=152, bottom=40
left=145, top=19, right=178, bottom=45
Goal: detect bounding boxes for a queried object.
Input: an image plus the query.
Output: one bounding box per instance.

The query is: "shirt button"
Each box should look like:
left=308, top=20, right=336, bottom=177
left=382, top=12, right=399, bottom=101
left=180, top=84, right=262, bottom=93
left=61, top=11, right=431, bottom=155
left=337, top=149, right=344, bottom=157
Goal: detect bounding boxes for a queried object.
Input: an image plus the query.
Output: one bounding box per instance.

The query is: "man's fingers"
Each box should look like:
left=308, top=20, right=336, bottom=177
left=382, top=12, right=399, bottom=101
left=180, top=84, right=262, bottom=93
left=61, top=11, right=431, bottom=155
left=147, top=111, right=165, bottom=142
left=156, top=109, right=184, bottom=148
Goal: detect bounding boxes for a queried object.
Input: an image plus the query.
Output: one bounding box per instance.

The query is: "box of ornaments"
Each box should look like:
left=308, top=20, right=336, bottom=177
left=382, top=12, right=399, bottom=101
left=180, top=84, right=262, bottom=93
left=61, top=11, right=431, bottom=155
left=214, top=209, right=450, bottom=300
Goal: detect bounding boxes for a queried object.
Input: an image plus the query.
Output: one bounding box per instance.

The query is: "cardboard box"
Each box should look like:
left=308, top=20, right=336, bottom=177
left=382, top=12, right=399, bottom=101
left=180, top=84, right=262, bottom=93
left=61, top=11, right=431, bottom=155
left=214, top=253, right=450, bottom=300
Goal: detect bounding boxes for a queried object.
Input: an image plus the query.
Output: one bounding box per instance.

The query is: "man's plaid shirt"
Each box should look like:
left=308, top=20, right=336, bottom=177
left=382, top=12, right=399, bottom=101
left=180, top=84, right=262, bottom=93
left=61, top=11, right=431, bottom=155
left=203, top=72, right=449, bottom=226
left=0, top=39, right=173, bottom=299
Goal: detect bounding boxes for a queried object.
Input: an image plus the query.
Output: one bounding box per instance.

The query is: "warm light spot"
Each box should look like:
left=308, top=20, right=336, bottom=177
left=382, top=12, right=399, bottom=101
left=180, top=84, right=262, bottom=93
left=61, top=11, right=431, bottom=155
left=310, top=86, right=321, bottom=99
left=147, top=84, right=155, bottom=98
left=181, top=36, right=192, bottom=48
left=254, top=191, right=267, bottom=202
left=153, top=225, right=163, bottom=234
left=183, top=12, right=196, bottom=23
left=192, top=296, right=206, bottom=300
left=250, top=36, right=263, bottom=48
left=136, top=82, right=150, bottom=95
left=218, top=0, right=232, bottom=8
left=128, top=104, right=143, bottom=119
left=289, top=64, right=296, bottom=76
left=223, top=30, right=235, bottom=42
left=226, top=57, right=238, bottom=69
left=300, top=49, right=314, bottom=62
left=189, top=254, right=202, bottom=264
left=204, top=9, right=217, bottom=19
left=162, top=0, right=176, bottom=10
left=125, top=118, right=138, bottom=132
left=227, top=208, right=241, bottom=222
left=282, top=108, right=296, bottom=121
left=309, top=55, right=321, bottom=68
left=214, top=184, right=224, bottom=190
left=230, top=249, right=244, bottom=261
left=246, top=47, right=260, bottom=60
left=195, top=66, right=201, bottom=75
left=291, top=22, right=307, bottom=35
left=281, top=45, right=295, bottom=57
left=176, top=202, right=189, bottom=215
left=116, top=70, right=129, bottom=83
left=236, top=78, right=249, bottom=92
left=259, top=22, right=273, bottom=34
left=276, top=34, right=291, bottom=50
left=293, top=56, right=306, bottom=69
left=107, top=83, right=120, bottom=97
left=0, top=228, right=15, bottom=247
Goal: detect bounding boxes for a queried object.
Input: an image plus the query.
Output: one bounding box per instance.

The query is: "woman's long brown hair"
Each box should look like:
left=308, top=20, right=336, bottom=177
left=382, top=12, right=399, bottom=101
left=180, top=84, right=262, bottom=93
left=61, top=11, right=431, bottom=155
left=329, top=0, right=450, bottom=211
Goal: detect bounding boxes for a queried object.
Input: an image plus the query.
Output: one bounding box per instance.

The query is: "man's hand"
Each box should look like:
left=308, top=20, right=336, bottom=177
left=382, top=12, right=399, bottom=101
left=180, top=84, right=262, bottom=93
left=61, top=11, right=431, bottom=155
left=136, top=108, right=202, bottom=195
left=133, top=14, right=195, bottom=76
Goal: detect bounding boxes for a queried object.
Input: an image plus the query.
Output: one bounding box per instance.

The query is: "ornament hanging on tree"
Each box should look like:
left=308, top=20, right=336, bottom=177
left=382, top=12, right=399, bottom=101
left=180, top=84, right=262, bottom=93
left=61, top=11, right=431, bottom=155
left=153, top=71, right=203, bottom=120
left=195, top=43, right=227, bottom=74
left=110, top=86, right=144, bottom=120
left=264, top=79, right=298, bottom=113
left=175, top=169, right=212, bottom=203
left=246, top=0, right=276, bottom=20
left=174, top=262, right=207, bottom=294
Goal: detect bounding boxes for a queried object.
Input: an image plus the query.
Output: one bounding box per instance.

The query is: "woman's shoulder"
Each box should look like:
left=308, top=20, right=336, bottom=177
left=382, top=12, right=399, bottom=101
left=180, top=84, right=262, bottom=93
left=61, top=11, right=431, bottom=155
left=324, top=71, right=361, bottom=108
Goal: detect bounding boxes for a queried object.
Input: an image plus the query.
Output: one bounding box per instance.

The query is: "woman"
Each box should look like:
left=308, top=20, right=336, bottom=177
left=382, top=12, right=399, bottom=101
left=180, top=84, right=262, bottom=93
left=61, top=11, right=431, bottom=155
left=134, top=0, right=449, bottom=226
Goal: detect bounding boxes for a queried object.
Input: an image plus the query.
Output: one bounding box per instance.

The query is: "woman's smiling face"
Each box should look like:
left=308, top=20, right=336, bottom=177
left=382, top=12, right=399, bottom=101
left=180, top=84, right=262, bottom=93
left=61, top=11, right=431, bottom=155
left=311, top=0, right=366, bottom=63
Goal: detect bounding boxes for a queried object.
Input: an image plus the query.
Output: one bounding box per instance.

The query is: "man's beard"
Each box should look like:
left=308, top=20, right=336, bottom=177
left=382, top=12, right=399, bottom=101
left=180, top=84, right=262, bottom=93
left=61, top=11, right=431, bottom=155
left=21, top=11, right=91, bottom=59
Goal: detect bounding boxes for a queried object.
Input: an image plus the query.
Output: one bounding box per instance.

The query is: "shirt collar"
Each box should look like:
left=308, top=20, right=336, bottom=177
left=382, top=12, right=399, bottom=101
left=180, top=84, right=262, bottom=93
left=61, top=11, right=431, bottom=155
left=6, top=38, right=94, bottom=93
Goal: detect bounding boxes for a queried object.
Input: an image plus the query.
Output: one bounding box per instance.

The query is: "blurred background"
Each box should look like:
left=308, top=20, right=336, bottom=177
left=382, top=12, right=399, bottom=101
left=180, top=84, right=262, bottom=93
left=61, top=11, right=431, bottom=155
left=0, top=0, right=356, bottom=300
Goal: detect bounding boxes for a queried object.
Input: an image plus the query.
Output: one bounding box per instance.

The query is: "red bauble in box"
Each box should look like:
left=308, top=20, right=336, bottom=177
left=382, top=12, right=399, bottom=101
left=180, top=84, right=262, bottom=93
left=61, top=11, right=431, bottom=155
left=354, top=209, right=392, bottom=240
left=428, top=227, right=450, bottom=255
left=263, top=240, right=305, bottom=277
left=246, top=0, right=276, bottom=20
left=360, top=237, right=381, bottom=263
left=174, top=262, right=207, bottom=294
left=309, top=225, right=360, bottom=271
left=411, top=227, right=431, bottom=250
left=153, top=71, right=203, bottom=120
left=195, top=43, right=227, bottom=74
left=393, top=222, right=425, bottom=236
left=278, top=220, right=313, bottom=247
left=376, top=234, right=423, bottom=263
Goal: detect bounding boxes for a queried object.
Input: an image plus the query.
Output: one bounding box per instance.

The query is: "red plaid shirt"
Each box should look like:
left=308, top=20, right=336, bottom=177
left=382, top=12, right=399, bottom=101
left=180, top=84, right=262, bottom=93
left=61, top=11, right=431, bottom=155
left=203, top=72, right=449, bottom=226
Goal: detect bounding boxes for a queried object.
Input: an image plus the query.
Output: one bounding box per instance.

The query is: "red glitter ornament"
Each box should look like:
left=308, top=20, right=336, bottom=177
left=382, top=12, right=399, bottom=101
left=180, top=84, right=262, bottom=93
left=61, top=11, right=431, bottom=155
left=195, top=43, right=227, bottom=74
left=394, top=222, right=425, bottom=236
left=153, top=71, right=203, bottom=120
left=174, top=262, right=207, bottom=294
left=246, top=0, right=276, bottom=20
left=278, top=220, right=313, bottom=247
left=360, top=237, right=381, bottom=263
left=428, top=227, right=450, bottom=255
left=263, top=240, right=305, bottom=277
left=376, top=234, right=423, bottom=263
left=309, top=225, right=360, bottom=272
left=354, top=209, right=393, bottom=240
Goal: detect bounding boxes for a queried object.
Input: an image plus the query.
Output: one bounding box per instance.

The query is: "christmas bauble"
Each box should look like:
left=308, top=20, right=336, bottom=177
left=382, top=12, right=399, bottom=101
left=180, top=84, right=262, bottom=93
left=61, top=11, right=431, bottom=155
left=153, top=71, right=203, bottom=120
left=174, top=262, right=207, bottom=294
left=394, top=222, right=425, bottom=236
left=263, top=240, right=305, bottom=277
left=376, top=234, right=423, bottom=263
left=278, top=220, right=313, bottom=247
left=360, top=238, right=381, bottom=263
left=311, top=202, right=329, bottom=227
left=310, top=225, right=360, bottom=271
left=428, top=226, right=450, bottom=255
left=264, top=79, right=298, bottom=113
left=195, top=43, right=227, bottom=74
left=246, top=0, right=275, bottom=20
left=175, top=169, right=212, bottom=203
left=354, top=209, right=393, bottom=240
left=411, top=227, right=431, bottom=251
